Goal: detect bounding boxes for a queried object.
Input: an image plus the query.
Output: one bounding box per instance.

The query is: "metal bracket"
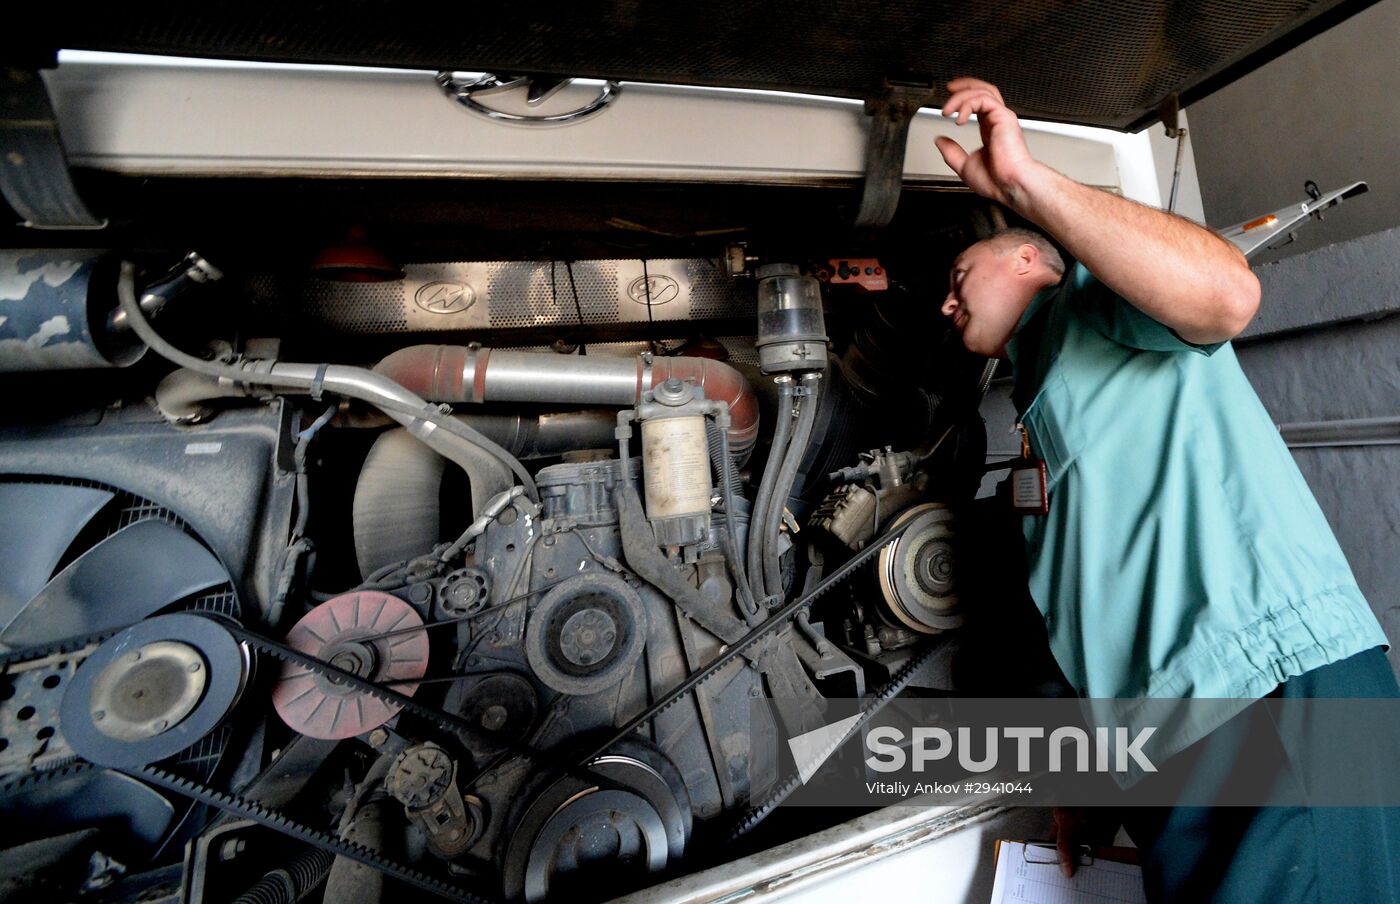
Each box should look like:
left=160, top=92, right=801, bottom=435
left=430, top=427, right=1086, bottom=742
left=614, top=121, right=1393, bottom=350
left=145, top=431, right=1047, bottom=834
left=1158, top=93, right=1183, bottom=139
left=853, top=79, right=938, bottom=229
left=0, top=67, right=105, bottom=229
left=1216, top=180, right=1368, bottom=259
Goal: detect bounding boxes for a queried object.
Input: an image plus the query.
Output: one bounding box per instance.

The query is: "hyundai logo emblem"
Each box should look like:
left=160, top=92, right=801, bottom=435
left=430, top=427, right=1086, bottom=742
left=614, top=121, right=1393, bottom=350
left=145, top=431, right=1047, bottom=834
left=414, top=281, right=477, bottom=314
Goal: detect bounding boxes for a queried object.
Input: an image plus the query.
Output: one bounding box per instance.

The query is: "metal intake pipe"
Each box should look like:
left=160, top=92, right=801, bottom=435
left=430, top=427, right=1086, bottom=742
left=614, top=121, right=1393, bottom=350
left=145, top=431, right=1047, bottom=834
left=374, top=345, right=760, bottom=456
left=353, top=410, right=617, bottom=578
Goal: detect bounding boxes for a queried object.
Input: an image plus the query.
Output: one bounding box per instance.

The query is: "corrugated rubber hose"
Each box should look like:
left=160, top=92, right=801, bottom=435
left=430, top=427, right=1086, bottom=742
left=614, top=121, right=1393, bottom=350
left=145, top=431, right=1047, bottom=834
left=760, top=374, right=820, bottom=602
left=747, top=377, right=796, bottom=606
left=707, top=419, right=761, bottom=622
left=232, top=847, right=333, bottom=904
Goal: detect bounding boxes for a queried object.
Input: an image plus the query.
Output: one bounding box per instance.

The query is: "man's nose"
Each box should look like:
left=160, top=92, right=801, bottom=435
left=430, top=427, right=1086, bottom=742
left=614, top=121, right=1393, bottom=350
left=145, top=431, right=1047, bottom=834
left=941, top=293, right=958, bottom=317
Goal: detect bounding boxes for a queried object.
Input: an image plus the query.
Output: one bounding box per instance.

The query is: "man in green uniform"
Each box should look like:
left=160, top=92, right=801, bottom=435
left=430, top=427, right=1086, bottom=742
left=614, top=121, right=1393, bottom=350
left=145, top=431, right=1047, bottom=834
left=935, top=78, right=1397, bottom=901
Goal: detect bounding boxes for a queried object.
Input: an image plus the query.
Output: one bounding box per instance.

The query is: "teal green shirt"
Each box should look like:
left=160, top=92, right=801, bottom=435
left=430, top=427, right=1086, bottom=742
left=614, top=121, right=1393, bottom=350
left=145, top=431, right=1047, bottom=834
left=1006, top=263, right=1388, bottom=765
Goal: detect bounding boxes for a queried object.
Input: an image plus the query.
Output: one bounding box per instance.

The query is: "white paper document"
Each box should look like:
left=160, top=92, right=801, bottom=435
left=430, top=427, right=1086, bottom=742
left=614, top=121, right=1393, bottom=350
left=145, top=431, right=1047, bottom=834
left=989, top=841, right=1147, bottom=904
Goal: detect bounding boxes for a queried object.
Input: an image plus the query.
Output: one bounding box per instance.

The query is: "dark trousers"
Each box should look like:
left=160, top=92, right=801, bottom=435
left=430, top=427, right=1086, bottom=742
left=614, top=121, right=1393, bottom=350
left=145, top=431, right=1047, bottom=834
left=1119, top=646, right=1400, bottom=904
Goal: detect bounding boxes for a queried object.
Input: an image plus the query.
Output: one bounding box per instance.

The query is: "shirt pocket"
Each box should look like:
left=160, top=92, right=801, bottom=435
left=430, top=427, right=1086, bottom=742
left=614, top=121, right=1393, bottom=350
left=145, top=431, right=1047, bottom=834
left=1020, top=369, right=1087, bottom=491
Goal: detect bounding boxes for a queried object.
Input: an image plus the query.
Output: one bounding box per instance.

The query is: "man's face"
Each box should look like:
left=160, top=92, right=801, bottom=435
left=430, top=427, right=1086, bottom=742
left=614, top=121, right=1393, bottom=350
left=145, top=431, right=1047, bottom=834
left=940, top=241, right=1037, bottom=358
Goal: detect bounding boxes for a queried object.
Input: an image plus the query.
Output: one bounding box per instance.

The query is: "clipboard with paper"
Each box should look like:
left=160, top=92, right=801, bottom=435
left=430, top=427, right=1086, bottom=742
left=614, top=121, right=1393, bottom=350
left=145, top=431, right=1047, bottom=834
left=989, top=840, right=1146, bottom=904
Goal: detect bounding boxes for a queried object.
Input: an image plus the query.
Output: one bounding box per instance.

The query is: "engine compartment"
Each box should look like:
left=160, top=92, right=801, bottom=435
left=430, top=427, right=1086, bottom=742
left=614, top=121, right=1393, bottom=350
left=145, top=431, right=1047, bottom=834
left=0, top=178, right=1048, bottom=903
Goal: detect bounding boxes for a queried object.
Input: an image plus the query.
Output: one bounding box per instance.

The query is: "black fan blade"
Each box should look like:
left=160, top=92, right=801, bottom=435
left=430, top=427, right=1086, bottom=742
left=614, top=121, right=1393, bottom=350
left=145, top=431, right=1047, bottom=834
left=0, top=484, right=113, bottom=633
left=0, top=769, right=175, bottom=861
left=1, top=519, right=228, bottom=649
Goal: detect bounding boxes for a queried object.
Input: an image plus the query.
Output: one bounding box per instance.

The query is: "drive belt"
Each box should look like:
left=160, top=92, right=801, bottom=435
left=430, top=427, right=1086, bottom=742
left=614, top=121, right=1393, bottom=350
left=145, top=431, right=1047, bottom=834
left=573, top=520, right=913, bottom=765
left=127, top=763, right=488, bottom=903
left=730, top=638, right=941, bottom=838
left=0, top=520, right=914, bottom=900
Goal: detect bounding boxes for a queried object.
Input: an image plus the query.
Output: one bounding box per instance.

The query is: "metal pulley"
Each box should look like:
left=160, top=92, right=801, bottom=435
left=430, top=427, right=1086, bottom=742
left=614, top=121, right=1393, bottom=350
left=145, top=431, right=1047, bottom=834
left=524, top=573, right=648, bottom=696
left=874, top=504, right=963, bottom=633
left=271, top=591, right=430, bottom=739
left=502, top=739, right=691, bottom=903
left=61, top=613, right=251, bottom=769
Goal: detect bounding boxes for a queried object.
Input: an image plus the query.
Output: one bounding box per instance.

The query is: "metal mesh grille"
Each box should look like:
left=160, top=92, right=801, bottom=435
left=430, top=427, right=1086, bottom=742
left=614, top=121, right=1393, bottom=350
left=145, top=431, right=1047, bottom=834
left=716, top=337, right=761, bottom=368
left=47, top=0, right=1356, bottom=128
left=486, top=260, right=622, bottom=328
left=249, top=275, right=410, bottom=332
left=249, top=257, right=754, bottom=334
left=172, top=723, right=233, bottom=779
left=685, top=259, right=744, bottom=319
left=114, top=495, right=183, bottom=531
left=301, top=279, right=409, bottom=332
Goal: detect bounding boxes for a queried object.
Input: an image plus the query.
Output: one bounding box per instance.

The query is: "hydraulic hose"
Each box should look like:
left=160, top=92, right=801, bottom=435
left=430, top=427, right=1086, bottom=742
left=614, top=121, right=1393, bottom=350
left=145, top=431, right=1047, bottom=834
left=706, top=419, right=760, bottom=623
left=760, top=373, right=821, bottom=602
left=746, top=376, right=796, bottom=606
left=915, top=356, right=1001, bottom=466
left=116, top=261, right=537, bottom=503
left=232, top=847, right=333, bottom=904
left=153, top=367, right=256, bottom=423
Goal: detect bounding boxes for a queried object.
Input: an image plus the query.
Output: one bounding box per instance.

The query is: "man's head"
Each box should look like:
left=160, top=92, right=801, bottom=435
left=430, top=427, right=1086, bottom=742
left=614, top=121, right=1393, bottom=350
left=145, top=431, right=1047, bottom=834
left=941, top=228, right=1064, bottom=357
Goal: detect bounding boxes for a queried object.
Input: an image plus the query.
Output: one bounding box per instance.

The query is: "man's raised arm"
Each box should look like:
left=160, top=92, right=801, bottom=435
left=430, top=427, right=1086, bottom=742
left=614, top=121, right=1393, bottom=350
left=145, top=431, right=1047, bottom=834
left=935, top=78, right=1260, bottom=345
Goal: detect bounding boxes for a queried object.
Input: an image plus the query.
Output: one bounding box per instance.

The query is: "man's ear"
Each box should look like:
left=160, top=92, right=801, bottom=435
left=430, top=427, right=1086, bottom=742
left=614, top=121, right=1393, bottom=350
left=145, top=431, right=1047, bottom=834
left=1014, top=243, right=1039, bottom=275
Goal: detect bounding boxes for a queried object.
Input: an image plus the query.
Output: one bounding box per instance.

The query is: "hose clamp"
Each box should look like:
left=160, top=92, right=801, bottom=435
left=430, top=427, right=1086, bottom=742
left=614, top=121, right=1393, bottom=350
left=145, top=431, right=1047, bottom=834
left=310, top=362, right=331, bottom=401
left=638, top=352, right=654, bottom=401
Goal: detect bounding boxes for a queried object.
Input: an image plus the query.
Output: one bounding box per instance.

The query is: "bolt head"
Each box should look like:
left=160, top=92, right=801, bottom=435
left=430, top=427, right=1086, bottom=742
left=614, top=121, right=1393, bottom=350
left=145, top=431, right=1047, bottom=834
left=480, top=704, right=509, bottom=732
left=218, top=838, right=247, bottom=861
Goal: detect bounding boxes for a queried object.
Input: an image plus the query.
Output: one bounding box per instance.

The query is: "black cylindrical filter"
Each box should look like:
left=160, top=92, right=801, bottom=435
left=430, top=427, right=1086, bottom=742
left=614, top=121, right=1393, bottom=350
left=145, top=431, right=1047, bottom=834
left=0, top=249, right=143, bottom=372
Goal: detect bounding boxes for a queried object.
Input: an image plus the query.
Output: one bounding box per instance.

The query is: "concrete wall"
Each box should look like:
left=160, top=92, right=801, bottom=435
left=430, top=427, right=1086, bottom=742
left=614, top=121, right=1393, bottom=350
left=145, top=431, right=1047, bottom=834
left=1234, top=231, right=1400, bottom=677
left=1187, top=1, right=1400, bottom=676
left=1187, top=0, right=1400, bottom=264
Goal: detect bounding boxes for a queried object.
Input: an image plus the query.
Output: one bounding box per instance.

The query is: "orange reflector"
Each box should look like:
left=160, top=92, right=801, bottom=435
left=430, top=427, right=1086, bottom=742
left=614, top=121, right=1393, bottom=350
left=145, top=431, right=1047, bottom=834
left=1243, top=214, right=1278, bottom=232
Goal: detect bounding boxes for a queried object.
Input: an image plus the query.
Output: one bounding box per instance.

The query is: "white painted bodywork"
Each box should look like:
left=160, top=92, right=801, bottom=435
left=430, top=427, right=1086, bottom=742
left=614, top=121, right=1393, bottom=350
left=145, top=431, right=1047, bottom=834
left=47, top=52, right=1127, bottom=197
left=616, top=803, right=1054, bottom=904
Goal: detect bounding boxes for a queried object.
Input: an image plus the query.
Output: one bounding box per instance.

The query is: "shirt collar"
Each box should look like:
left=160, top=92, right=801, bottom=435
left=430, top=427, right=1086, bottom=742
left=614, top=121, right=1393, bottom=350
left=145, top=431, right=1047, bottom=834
left=1004, top=281, right=1060, bottom=367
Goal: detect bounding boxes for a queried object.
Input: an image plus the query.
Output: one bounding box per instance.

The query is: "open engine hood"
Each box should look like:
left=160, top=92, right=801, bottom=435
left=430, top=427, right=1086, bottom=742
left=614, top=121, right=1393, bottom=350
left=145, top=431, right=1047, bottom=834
left=12, top=0, right=1379, bottom=130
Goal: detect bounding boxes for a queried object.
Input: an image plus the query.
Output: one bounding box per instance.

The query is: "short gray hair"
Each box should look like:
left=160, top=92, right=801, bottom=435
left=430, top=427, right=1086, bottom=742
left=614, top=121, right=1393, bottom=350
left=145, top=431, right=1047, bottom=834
left=981, top=227, right=1065, bottom=277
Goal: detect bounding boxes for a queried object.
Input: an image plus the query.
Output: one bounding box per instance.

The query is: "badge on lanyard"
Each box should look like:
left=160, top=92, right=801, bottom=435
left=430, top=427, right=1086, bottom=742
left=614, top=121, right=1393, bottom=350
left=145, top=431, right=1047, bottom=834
left=1010, top=423, right=1049, bottom=516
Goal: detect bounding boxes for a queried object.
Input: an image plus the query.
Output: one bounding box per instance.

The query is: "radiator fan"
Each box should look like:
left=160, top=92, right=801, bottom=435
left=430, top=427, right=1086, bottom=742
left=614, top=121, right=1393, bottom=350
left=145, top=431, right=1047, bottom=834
left=0, top=479, right=244, bottom=866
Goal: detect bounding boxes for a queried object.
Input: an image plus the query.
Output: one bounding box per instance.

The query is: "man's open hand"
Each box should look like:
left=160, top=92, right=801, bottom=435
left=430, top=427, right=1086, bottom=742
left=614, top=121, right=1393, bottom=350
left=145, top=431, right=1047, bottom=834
left=934, top=78, right=1260, bottom=344
left=934, top=78, right=1039, bottom=207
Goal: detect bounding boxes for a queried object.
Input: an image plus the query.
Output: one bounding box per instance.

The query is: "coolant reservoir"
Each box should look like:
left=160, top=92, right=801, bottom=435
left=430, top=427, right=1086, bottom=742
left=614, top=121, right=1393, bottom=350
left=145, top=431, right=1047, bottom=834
left=641, top=413, right=711, bottom=547
left=755, top=263, right=828, bottom=374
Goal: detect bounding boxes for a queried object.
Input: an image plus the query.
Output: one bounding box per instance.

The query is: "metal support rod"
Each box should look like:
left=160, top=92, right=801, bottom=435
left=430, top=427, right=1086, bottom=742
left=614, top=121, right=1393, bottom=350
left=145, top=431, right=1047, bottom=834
left=1277, top=415, right=1400, bottom=448
left=1168, top=126, right=1188, bottom=213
